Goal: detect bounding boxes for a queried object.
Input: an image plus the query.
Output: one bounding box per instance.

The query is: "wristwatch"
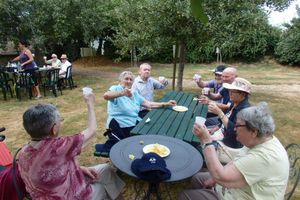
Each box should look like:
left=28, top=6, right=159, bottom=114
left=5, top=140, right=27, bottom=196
left=201, top=142, right=214, bottom=150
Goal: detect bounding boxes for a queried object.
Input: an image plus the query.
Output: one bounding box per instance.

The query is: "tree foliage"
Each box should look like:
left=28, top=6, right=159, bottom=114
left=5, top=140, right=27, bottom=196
left=275, top=7, right=300, bottom=65
left=0, top=0, right=297, bottom=66
left=0, top=0, right=113, bottom=60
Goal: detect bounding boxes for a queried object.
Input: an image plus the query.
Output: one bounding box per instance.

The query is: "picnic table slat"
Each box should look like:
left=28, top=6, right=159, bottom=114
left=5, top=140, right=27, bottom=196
left=170, top=94, right=197, bottom=140
left=131, top=90, right=207, bottom=145
left=143, top=92, right=186, bottom=135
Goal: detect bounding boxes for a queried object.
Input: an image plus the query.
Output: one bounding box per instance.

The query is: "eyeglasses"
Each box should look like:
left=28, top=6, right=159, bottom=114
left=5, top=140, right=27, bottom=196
left=234, top=124, right=247, bottom=128
left=61, top=58, right=66, bottom=60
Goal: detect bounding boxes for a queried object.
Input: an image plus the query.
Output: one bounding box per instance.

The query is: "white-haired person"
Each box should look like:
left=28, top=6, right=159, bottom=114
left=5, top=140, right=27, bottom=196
left=43, top=53, right=61, bottom=68
left=179, top=102, right=289, bottom=200
left=200, top=67, right=237, bottom=127
left=208, top=77, right=251, bottom=153
left=132, top=63, right=169, bottom=118
left=95, top=71, right=176, bottom=155
left=18, top=94, right=125, bottom=199
left=59, top=54, right=72, bottom=78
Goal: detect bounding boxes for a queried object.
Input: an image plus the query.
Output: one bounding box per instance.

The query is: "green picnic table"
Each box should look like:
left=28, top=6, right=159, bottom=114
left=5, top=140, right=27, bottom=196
left=131, top=90, right=208, bottom=143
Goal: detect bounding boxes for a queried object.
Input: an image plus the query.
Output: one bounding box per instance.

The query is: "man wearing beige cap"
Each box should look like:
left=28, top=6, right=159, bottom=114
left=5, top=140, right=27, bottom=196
left=43, top=53, right=61, bottom=68
left=59, top=54, right=72, bottom=78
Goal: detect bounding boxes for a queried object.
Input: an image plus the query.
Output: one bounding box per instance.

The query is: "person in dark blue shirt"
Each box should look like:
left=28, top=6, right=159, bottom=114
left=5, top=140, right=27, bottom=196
left=200, top=67, right=237, bottom=126
left=208, top=77, right=252, bottom=148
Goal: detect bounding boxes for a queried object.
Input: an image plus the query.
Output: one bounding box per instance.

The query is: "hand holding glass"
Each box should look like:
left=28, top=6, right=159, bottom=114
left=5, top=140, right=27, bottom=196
left=195, top=116, right=206, bottom=126
left=82, top=87, right=93, bottom=96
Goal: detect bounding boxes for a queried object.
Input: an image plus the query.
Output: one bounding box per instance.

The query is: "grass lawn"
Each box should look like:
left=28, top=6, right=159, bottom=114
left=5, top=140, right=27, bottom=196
left=1, top=57, right=300, bottom=199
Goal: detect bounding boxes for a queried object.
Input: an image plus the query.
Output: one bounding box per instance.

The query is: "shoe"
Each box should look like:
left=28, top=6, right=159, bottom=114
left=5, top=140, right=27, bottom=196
left=35, top=95, right=42, bottom=99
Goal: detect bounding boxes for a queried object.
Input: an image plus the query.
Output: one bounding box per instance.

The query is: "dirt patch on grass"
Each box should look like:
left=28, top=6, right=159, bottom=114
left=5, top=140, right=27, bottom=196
left=73, top=56, right=131, bottom=68
left=73, top=67, right=119, bottom=78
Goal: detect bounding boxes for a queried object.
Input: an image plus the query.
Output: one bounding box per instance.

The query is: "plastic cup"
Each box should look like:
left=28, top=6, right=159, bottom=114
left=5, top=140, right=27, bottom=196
left=159, top=76, right=165, bottom=82
left=82, top=87, right=93, bottom=96
left=193, top=74, right=201, bottom=82
left=195, top=116, right=206, bottom=126
left=202, top=87, right=210, bottom=95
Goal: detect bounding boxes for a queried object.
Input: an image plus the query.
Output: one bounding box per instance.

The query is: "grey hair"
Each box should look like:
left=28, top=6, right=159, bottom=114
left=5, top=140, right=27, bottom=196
left=237, top=102, right=275, bottom=137
left=23, top=104, right=60, bottom=139
left=139, top=63, right=152, bottom=69
left=119, top=71, right=134, bottom=81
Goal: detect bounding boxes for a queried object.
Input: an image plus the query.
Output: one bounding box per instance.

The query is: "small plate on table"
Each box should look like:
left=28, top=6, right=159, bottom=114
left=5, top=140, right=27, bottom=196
left=172, top=106, right=188, bottom=112
left=143, top=143, right=171, bottom=157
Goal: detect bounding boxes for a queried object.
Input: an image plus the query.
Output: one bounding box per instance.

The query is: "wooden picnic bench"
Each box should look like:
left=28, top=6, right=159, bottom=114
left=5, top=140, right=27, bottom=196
left=131, top=90, right=208, bottom=144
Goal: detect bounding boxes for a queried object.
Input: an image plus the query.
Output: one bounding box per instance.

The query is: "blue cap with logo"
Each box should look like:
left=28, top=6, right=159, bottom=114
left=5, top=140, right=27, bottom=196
left=131, top=153, right=171, bottom=183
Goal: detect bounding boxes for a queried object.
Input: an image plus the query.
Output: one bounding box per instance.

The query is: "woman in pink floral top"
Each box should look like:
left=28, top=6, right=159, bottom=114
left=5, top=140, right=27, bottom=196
left=18, top=94, right=125, bottom=200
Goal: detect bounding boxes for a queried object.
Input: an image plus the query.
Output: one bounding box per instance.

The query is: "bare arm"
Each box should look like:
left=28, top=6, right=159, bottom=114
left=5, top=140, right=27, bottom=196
left=11, top=55, right=20, bottom=62
left=142, top=100, right=176, bottom=109
left=208, top=92, right=223, bottom=101
left=81, top=94, right=97, bottom=148
left=44, top=59, right=52, bottom=65
left=215, top=102, right=231, bottom=111
left=193, top=124, right=248, bottom=188
left=208, top=102, right=229, bottom=129
left=195, top=79, right=209, bottom=88
left=199, top=96, right=230, bottom=112
left=103, top=88, right=132, bottom=100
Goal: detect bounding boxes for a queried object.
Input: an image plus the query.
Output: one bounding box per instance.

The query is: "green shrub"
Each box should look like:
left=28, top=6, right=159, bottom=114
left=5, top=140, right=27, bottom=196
left=275, top=18, right=300, bottom=65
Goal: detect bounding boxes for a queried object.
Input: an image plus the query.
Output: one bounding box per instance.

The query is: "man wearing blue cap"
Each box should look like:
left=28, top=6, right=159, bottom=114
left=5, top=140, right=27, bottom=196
left=194, top=65, right=226, bottom=103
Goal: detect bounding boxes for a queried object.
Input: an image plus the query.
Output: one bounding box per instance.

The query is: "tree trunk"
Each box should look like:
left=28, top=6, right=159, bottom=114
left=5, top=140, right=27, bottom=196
left=176, top=42, right=185, bottom=91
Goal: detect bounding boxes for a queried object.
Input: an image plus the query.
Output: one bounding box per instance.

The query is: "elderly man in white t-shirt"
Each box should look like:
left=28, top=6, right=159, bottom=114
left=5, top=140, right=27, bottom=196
left=59, top=54, right=72, bottom=78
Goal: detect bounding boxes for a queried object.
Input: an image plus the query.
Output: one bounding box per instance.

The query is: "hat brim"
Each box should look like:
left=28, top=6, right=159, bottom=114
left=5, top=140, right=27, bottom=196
left=214, top=71, right=222, bottom=75
left=223, top=83, right=250, bottom=94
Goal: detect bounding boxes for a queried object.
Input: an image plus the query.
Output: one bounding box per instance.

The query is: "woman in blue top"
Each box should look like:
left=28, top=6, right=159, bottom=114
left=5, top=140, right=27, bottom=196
left=95, top=71, right=176, bottom=155
left=12, top=40, right=42, bottom=98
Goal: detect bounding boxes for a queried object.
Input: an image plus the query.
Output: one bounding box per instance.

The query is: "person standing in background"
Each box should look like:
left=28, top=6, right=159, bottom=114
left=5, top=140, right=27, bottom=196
left=12, top=39, right=42, bottom=99
left=194, top=65, right=226, bottom=103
